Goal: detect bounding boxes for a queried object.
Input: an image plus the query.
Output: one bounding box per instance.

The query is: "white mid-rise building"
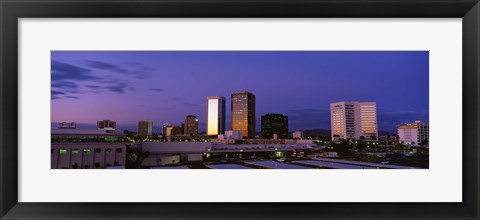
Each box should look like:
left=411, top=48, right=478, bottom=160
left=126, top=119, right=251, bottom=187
left=330, top=101, right=378, bottom=141
left=398, top=120, right=429, bottom=146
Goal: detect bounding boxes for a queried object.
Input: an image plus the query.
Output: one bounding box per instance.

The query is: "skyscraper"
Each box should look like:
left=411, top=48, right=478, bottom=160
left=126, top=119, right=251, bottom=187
left=162, top=122, right=172, bottom=135
left=138, top=120, right=153, bottom=137
left=261, top=113, right=288, bottom=139
left=184, top=115, right=198, bottom=136
left=206, top=96, right=226, bottom=135
left=97, top=119, right=116, bottom=130
left=330, top=101, right=378, bottom=141
left=231, top=91, right=256, bottom=138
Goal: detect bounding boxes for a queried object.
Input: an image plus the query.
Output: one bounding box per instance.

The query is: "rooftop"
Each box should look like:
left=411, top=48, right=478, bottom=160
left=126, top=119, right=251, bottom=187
left=51, top=128, right=125, bottom=136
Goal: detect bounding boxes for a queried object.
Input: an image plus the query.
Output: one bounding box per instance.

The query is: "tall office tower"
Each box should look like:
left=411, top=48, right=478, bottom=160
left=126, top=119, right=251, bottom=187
left=165, top=126, right=174, bottom=138
left=330, top=102, right=378, bottom=141
left=398, top=120, right=429, bottom=146
left=231, top=91, right=256, bottom=138
left=138, top=120, right=153, bottom=137
left=162, top=122, right=172, bottom=135
left=206, top=96, right=226, bottom=135
left=97, top=119, right=116, bottom=130
left=184, top=115, right=198, bottom=136
left=261, top=113, right=288, bottom=139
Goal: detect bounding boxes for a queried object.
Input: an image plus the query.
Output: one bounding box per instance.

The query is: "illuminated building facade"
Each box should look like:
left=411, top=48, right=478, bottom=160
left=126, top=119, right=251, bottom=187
left=51, top=128, right=128, bottom=169
left=231, top=91, right=256, bottom=138
left=398, top=120, right=429, bottom=146
left=206, top=96, right=226, bottom=135
left=96, top=119, right=116, bottom=130
left=162, top=122, right=172, bottom=135
left=330, top=101, right=378, bottom=141
left=261, top=113, right=288, bottom=139
left=184, top=115, right=199, bottom=136
left=224, top=130, right=243, bottom=140
left=138, top=120, right=153, bottom=137
left=293, top=131, right=303, bottom=139
left=165, top=126, right=173, bottom=137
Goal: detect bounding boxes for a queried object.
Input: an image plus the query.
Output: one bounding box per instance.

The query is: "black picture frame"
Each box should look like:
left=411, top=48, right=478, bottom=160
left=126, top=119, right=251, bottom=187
left=1, top=0, right=479, bottom=219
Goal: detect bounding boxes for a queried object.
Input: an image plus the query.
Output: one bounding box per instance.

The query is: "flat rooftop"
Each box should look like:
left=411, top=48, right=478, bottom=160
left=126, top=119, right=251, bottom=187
left=293, top=160, right=373, bottom=169
left=312, top=157, right=417, bottom=169
left=244, top=160, right=312, bottom=169
left=206, top=164, right=253, bottom=169
left=51, top=128, right=125, bottom=136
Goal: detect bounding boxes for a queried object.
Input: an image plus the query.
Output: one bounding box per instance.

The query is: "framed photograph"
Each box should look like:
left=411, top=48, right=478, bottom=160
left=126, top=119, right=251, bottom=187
left=1, top=0, right=479, bottom=219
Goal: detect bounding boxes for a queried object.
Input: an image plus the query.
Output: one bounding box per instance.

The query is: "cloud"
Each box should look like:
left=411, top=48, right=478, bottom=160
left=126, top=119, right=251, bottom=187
left=150, top=88, right=163, bottom=92
left=51, top=60, right=99, bottom=82
left=51, top=60, right=98, bottom=100
left=103, top=81, right=128, bottom=94
left=85, top=60, right=128, bottom=74
left=51, top=60, right=151, bottom=100
left=51, top=90, right=65, bottom=100
left=52, top=90, right=65, bottom=95
left=52, top=81, right=78, bottom=89
left=85, top=60, right=150, bottom=79
left=85, top=85, right=101, bottom=89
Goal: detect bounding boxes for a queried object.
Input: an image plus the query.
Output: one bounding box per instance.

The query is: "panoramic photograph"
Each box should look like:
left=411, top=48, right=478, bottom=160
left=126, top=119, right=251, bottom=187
left=51, top=51, right=429, bottom=169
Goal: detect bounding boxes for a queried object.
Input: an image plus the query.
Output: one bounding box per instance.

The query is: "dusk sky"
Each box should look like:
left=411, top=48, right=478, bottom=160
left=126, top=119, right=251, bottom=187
left=51, top=51, right=429, bottom=133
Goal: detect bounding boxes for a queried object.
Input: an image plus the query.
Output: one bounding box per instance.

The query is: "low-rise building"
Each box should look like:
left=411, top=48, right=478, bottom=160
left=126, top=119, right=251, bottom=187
left=51, top=128, right=128, bottom=169
left=224, top=130, right=242, bottom=140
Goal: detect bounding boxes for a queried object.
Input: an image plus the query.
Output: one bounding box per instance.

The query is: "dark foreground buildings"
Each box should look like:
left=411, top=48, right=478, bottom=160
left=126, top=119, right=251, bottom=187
left=261, top=113, right=288, bottom=139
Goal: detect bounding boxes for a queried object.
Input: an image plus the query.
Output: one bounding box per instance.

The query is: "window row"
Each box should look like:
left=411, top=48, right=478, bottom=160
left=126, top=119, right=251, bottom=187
left=54, top=148, right=123, bottom=155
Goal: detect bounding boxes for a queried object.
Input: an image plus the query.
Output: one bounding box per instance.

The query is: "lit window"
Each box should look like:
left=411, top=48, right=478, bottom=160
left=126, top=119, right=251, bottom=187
left=72, top=149, right=79, bottom=154
left=59, top=149, right=67, bottom=155
left=83, top=148, right=91, bottom=154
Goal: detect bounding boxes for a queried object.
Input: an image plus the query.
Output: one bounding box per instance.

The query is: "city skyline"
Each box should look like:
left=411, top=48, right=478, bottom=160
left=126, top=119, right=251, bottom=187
left=51, top=51, right=429, bottom=133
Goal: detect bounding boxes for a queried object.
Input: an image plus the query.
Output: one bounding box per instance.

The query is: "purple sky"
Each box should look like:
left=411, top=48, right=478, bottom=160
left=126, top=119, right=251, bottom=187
left=51, top=51, right=429, bottom=133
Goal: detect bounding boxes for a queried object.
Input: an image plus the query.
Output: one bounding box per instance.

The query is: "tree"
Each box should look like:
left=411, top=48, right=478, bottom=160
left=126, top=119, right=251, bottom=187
left=332, top=139, right=352, bottom=156
left=420, top=139, right=429, bottom=147
left=356, top=140, right=367, bottom=152
left=126, top=152, right=140, bottom=169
